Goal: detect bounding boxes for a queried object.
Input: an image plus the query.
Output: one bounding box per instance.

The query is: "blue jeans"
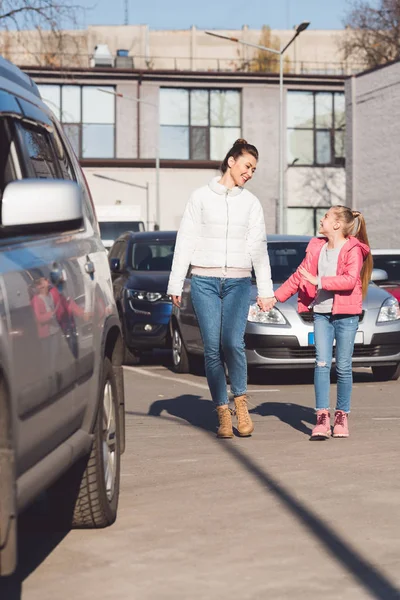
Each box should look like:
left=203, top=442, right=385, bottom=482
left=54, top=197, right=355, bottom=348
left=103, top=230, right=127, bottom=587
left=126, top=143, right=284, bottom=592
left=313, top=313, right=360, bottom=413
left=190, top=276, right=251, bottom=406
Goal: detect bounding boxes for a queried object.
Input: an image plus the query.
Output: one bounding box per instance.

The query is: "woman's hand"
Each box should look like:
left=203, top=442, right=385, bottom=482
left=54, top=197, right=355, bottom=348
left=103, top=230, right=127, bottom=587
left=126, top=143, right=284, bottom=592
left=298, top=266, right=318, bottom=286
left=257, top=296, right=277, bottom=312
left=171, top=295, right=182, bottom=308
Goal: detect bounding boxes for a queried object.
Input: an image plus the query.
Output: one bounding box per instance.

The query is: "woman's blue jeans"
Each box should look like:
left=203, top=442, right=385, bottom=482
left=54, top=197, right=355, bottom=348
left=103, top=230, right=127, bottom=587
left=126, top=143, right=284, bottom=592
left=313, top=313, right=360, bottom=413
left=190, top=276, right=251, bottom=406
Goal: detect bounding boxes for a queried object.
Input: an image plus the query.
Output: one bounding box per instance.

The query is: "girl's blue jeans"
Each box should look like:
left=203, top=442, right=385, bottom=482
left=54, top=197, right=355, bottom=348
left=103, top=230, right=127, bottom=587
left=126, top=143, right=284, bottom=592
left=190, top=276, right=251, bottom=406
left=313, top=313, right=360, bottom=413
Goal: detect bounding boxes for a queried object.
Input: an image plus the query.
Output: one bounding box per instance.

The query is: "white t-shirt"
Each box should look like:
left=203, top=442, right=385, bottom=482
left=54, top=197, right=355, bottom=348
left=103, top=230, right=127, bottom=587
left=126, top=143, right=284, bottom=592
left=313, top=240, right=348, bottom=314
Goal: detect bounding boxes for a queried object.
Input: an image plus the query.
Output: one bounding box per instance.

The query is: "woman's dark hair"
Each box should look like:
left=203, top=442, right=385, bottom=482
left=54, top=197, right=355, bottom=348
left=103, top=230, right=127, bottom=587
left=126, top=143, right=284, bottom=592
left=220, top=139, right=259, bottom=173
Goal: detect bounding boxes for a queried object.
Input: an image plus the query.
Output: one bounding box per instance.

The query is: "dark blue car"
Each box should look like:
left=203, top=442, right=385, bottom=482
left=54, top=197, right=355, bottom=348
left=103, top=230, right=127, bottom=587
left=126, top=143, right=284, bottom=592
left=109, top=230, right=177, bottom=363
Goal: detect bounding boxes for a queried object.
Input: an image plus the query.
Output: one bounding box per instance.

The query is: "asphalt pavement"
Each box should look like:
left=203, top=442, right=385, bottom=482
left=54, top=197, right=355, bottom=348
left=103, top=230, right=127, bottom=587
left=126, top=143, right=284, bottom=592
left=2, top=355, right=400, bottom=600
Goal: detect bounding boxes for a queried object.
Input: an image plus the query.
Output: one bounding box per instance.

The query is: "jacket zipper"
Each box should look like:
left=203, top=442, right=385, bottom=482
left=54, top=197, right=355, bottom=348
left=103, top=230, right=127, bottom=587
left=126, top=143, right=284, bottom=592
left=225, top=191, right=229, bottom=269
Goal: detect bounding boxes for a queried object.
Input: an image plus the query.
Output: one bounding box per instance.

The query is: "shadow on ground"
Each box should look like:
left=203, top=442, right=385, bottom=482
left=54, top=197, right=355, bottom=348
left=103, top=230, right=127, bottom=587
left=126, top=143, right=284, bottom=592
left=135, top=397, right=400, bottom=599
left=0, top=498, right=70, bottom=599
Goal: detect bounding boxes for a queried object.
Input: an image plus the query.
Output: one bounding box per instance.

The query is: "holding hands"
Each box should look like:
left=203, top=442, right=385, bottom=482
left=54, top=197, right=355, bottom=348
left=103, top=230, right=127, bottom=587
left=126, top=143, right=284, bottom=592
left=257, top=296, right=277, bottom=312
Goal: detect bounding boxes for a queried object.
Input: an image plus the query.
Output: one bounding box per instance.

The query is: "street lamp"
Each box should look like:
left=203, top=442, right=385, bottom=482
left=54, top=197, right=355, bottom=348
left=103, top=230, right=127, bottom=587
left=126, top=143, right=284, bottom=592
left=92, top=173, right=150, bottom=230
left=206, top=22, right=310, bottom=234
left=97, top=88, right=161, bottom=228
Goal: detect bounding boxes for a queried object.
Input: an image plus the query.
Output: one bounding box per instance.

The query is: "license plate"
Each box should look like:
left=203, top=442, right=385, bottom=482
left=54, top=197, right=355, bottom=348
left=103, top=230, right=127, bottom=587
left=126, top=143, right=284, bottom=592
left=308, top=331, right=364, bottom=345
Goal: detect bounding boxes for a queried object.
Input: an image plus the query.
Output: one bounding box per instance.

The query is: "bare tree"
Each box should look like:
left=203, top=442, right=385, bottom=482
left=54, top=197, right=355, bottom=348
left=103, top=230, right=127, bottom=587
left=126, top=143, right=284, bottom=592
left=341, top=0, right=400, bottom=69
left=0, top=0, right=87, bottom=67
left=0, top=0, right=83, bottom=31
left=251, top=25, right=290, bottom=73
left=231, top=25, right=291, bottom=73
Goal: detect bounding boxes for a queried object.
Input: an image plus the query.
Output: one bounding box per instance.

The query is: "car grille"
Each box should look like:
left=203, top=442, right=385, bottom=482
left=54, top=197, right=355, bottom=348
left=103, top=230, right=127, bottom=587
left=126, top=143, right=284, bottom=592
left=299, top=311, right=365, bottom=324
left=256, top=344, right=400, bottom=360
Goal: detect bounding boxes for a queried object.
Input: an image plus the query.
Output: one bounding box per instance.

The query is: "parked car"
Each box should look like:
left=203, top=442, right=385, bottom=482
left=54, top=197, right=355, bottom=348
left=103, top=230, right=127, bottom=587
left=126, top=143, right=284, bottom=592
left=170, top=235, right=400, bottom=382
left=109, top=230, right=177, bottom=364
left=0, top=57, right=125, bottom=576
left=371, top=249, right=400, bottom=301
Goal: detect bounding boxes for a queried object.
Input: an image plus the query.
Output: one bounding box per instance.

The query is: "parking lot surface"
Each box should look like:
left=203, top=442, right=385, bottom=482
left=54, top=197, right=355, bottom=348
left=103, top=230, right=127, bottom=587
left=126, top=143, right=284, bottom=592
left=2, top=355, right=400, bottom=600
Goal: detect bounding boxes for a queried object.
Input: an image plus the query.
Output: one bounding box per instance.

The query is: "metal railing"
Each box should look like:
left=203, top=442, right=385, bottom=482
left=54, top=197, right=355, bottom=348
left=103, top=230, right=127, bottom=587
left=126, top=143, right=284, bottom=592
left=2, top=50, right=367, bottom=76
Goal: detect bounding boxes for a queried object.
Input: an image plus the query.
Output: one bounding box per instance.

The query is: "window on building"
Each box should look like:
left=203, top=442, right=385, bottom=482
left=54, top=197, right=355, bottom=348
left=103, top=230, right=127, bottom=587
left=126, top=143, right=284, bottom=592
left=159, top=88, right=241, bottom=160
left=287, top=91, right=345, bottom=167
left=287, top=207, right=330, bottom=236
left=37, top=85, right=115, bottom=159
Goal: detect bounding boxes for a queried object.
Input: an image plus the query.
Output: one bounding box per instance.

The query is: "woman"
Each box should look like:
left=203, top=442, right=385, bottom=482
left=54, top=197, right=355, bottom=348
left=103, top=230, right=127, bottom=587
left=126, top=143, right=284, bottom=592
left=274, top=206, right=372, bottom=440
left=167, top=139, right=275, bottom=439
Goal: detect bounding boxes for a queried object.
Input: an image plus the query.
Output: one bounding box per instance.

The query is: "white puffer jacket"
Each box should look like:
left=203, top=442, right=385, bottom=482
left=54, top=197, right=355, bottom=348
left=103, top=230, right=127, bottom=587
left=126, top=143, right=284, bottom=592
left=167, top=176, right=274, bottom=298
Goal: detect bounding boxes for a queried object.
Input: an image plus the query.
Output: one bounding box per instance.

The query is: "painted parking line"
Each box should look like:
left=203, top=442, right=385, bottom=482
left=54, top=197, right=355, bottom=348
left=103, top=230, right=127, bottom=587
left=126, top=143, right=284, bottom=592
left=124, top=366, right=280, bottom=393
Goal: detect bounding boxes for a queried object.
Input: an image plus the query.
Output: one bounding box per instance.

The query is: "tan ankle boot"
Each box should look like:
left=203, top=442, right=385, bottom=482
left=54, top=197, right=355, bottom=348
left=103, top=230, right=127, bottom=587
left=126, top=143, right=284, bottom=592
left=234, top=395, right=254, bottom=437
left=216, top=405, right=234, bottom=438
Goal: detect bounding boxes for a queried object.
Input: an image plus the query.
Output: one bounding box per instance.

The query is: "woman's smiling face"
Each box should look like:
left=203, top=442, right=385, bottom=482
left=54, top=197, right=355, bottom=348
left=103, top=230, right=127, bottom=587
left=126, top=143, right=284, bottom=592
left=228, top=152, right=257, bottom=187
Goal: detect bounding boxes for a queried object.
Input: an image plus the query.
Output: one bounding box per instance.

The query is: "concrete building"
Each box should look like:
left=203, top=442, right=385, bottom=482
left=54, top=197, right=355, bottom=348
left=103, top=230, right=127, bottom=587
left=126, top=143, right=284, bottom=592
left=0, top=25, right=364, bottom=74
left=346, top=61, right=400, bottom=248
left=8, top=24, right=352, bottom=235
left=24, top=62, right=345, bottom=234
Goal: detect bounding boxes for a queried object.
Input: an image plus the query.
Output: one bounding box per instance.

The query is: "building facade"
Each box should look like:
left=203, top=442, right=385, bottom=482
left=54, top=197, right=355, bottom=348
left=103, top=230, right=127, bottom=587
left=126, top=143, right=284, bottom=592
left=345, top=61, right=400, bottom=248
left=25, top=63, right=346, bottom=235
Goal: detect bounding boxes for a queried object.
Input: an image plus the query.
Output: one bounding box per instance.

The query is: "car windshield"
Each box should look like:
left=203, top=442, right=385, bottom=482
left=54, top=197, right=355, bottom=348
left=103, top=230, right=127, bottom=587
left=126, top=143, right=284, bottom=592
left=372, top=255, right=400, bottom=282
left=253, top=242, right=308, bottom=283
left=131, top=241, right=176, bottom=271
left=99, top=221, right=144, bottom=239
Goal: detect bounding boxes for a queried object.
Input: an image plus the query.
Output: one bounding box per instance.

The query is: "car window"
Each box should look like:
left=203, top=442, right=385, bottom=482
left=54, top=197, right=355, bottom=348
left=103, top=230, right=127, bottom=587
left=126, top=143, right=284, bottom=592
left=131, top=241, right=176, bottom=271
left=0, top=118, right=18, bottom=199
left=50, top=123, right=75, bottom=181
left=251, top=242, right=308, bottom=283
left=17, top=121, right=58, bottom=179
left=373, top=255, right=400, bottom=282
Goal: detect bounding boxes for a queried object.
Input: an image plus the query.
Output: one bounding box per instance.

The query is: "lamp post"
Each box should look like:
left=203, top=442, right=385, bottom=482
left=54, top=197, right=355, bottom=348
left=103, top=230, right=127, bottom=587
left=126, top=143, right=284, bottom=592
left=205, top=22, right=310, bottom=234
left=92, top=173, right=150, bottom=230
left=97, top=88, right=160, bottom=228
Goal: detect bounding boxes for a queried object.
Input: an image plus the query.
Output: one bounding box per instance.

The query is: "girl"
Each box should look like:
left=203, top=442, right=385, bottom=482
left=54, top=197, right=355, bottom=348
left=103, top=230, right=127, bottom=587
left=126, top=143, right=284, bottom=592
left=274, top=206, right=372, bottom=439
left=167, top=139, right=275, bottom=439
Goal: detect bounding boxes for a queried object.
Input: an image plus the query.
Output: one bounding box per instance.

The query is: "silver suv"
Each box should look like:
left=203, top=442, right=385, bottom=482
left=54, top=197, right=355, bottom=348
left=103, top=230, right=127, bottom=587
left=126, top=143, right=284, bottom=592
left=0, top=58, right=125, bottom=575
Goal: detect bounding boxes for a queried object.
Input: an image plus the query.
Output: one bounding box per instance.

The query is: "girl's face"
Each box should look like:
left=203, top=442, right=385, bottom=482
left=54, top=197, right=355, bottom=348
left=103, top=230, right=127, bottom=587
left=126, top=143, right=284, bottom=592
left=319, top=208, right=342, bottom=235
left=228, top=152, right=257, bottom=187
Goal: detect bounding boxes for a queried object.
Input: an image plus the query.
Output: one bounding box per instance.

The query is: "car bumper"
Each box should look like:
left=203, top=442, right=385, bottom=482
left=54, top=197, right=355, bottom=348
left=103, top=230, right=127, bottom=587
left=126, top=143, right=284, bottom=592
left=124, top=299, right=172, bottom=351
left=245, top=324, right=400, bottom=369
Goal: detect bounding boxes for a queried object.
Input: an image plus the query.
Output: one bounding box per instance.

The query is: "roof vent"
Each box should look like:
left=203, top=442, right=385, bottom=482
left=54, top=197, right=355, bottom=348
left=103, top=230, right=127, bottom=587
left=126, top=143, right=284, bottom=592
left=90, top=44, right=114, bottom=68
left=115, top=49, right=134, bottom=69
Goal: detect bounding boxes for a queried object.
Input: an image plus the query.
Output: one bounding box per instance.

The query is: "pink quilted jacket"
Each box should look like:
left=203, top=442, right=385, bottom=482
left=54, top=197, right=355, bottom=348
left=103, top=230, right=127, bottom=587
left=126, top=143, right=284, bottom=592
left=274, top=236, right=370, bottom=315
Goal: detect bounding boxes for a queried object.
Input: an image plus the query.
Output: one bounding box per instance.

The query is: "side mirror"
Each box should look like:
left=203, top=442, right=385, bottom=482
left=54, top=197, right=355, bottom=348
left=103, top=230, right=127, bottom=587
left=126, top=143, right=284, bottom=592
left=2, top=179, right=83, bottom=230
left=371, top=268, right=388, bottom=283
left=110, top=258, right=121, bottom=273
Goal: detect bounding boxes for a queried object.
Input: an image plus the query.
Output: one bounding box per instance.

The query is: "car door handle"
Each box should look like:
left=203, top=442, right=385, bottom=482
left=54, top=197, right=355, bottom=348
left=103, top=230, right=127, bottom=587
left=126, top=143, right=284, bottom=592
left=85, top=256, right=95, bottom=275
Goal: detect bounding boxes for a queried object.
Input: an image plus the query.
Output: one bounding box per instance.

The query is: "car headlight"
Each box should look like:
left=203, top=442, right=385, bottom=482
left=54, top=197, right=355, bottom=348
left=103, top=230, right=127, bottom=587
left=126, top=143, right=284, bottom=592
left=248, top=303, right=286, bottom=325
left=377, top=296, right=400, bottom=323
left=127, top=290, right=169, bottom=303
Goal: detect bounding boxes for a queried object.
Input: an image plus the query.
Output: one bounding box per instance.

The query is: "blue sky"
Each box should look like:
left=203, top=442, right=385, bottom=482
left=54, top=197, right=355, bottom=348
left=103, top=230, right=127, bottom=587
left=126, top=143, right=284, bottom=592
left=80, top=0, right=351, bottom=30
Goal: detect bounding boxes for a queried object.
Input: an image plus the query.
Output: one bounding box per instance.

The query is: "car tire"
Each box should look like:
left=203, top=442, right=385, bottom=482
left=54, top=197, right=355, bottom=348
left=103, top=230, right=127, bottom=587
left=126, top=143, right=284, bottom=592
left=171, top=322, right=190, bottom=373
left=118, top=309, right=141, bottom=365
left=371, top=363, right=400, bottom=381
left=124, top=346, right=141, bottom=366
left=49, top=357, right=121, bottom=529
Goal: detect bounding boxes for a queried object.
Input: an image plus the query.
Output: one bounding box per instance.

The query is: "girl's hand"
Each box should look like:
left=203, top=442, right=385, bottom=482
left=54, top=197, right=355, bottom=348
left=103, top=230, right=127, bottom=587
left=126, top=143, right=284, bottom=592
left=299, top=266, right=318, bottom=286
left=257, top=296, right=277, bottom=312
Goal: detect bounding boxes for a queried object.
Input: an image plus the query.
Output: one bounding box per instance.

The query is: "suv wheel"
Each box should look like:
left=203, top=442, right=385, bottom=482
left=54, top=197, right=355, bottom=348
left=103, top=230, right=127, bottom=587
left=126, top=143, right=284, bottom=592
left=372, top=363, right=400, bottom=381
left=49, top=357, right=121, bottom=528
left=171, top=323, right=190, bottom=373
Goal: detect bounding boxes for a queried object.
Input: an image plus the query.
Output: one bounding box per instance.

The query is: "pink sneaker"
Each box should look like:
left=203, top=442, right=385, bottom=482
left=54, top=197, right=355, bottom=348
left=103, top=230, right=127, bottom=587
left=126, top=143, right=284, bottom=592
left=333, top=410, right=349, bottom=438
left=310, top=410, right=331, bottom=440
